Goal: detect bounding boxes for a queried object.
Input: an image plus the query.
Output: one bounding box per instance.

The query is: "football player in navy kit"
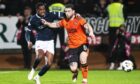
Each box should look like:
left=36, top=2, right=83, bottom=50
left=26, top=2, right=58, bottom=84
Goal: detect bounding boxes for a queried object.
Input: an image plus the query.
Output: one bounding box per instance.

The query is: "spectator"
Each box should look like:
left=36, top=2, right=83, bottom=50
left=16, top=6, right=35, bottom=69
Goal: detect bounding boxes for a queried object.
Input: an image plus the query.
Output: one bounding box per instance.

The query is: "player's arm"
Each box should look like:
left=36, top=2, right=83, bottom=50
left=78, top=16, right=95, bottom=38
left=83, top=22, right=96, bottom=44
left=41, top=19, right=60, bottom=28
left=84, top=23, right=94, bottom=36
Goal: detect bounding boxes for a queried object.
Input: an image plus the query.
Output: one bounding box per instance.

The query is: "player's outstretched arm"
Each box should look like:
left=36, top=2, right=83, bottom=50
left=41, top=19, right=60, bottom=28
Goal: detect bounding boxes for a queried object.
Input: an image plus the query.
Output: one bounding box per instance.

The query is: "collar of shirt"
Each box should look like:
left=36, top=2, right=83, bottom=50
left=36, top=14, right=46, bottom=19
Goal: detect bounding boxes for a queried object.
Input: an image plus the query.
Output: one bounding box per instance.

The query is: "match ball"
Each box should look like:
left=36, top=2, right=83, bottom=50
left=122, top=60, right=134, bottom=72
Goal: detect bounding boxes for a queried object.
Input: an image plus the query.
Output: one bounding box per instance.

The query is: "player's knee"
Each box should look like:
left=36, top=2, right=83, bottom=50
left=70, top=66, right=77, bottom=72
left=80, top=53, right=88, bottom=64
left=80, top=58, right=87, bottom=64
left=80, top=60, right=87, bottom=64
left=46, top=56, right=54, bottom=66
left=70, top=62, right=78, bottom=71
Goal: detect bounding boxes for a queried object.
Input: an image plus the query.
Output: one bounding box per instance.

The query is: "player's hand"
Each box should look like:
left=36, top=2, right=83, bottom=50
left=41, top=19, right=47, bottom=25
left=27, top=41, right=33, bottom=49
left=75, top=13, right=81, bottom=17
left=89, top=33, right=96, bottom=45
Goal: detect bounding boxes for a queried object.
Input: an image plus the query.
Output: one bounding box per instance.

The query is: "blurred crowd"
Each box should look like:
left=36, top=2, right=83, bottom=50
left=0, top=0, right=140, bottom=16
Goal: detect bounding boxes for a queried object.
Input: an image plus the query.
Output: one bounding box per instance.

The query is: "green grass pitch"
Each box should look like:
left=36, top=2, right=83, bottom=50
left=0, top=70, right=140, bottom=84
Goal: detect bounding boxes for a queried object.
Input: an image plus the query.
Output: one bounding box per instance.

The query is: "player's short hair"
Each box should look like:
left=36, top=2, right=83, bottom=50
left=36, top=2, right=45, bottom=9
left=65, top=4, right=75, bottom=10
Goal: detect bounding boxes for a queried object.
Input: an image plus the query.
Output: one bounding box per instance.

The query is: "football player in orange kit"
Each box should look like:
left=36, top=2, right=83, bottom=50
left=41, top=4, right=96, bottom=84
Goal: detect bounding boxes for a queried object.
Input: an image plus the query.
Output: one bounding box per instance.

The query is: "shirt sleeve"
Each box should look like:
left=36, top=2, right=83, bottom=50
left=79, top=18, right=87, bottom=26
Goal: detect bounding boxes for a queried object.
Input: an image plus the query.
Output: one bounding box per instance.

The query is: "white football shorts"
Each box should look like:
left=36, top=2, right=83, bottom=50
left=35, top=40, right=54, bottom=55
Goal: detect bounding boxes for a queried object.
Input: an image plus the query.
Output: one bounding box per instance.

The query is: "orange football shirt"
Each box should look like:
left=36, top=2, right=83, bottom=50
left=58, top=16, right=88, bottom=48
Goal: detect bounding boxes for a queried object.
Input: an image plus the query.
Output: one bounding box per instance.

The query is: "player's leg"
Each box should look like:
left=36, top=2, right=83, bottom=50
left=28, top=49, right=44, bottom=80
left=33, top=40, right=54, bottom=84
left=28, top=41, right=45, bottom=80
left=34, top=51, right=54, bottom=84
left=38, top=51, right=54, bottom=76
left=69, top=62, right=78, bottom=82
left=80, top=49, right=89, bottom=83
left=68, top=49, right=79, bottom=83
